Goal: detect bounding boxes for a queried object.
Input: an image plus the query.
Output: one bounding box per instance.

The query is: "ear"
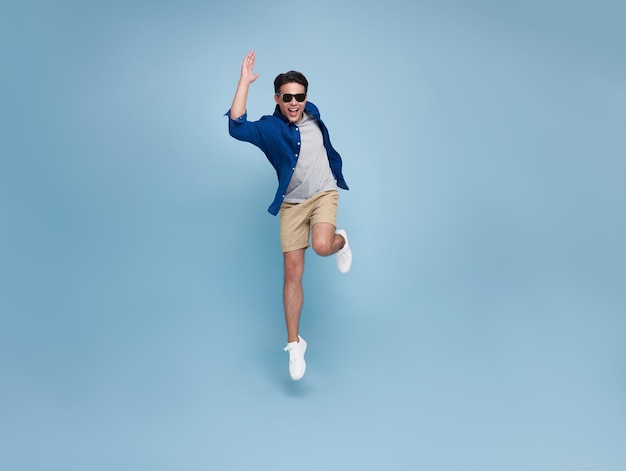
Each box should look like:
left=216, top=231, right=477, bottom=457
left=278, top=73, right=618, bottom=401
left=274, top=94, right=280, bottom=105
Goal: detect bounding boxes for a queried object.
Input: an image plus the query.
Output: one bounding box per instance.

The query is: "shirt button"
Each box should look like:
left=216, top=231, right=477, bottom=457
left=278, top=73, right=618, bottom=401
left=295, top=154, right=298, bottom=157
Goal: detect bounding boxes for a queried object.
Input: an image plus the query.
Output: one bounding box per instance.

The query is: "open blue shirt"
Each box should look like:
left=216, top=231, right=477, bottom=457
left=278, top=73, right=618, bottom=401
left=226, top=101, right=349, bottom=215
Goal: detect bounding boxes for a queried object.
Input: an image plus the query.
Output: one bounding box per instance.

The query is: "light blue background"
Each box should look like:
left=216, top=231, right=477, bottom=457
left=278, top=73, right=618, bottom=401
left=1, top=0, right=625, bottom=469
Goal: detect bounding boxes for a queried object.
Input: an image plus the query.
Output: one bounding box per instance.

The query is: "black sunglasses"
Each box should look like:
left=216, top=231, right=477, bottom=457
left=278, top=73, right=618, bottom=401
left=276, top=93, right=307, bottom=103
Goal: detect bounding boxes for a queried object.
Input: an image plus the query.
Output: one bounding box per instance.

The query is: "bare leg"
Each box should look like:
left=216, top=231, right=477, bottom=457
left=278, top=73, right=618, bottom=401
left=283, top=248, right=305, bottom=343
left=311, top=222, right=345, bottom=256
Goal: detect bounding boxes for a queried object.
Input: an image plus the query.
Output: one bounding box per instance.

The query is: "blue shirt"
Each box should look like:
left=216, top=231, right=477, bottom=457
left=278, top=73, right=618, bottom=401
left=226, top=101, right=349, bottom=215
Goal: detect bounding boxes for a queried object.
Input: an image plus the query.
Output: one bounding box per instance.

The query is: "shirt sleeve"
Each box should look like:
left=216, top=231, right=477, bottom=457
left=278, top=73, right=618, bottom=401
left=226, top=110, right=268, bottom=147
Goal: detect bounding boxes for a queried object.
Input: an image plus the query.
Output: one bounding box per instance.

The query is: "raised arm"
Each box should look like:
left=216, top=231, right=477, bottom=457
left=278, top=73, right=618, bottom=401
left=229, top=51, right=260, bottom=120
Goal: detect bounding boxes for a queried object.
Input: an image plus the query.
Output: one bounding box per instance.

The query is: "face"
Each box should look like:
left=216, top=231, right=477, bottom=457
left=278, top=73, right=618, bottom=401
left=274, top=82, right=307, bottom=123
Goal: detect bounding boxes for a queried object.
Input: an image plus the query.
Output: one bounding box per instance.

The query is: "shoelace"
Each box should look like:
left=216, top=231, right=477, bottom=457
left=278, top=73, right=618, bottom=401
left=283, top=344, right=299, bottom=361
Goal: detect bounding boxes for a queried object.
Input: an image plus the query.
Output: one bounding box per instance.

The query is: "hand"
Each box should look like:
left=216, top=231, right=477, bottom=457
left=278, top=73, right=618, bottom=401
left=240, top=50, right=260, bottom=85
left=229, top=51, right=259, bottom=120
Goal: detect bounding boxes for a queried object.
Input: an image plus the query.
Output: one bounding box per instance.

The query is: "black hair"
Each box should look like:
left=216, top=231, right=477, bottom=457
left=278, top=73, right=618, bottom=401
left=273, top=71, right=308, bottom=94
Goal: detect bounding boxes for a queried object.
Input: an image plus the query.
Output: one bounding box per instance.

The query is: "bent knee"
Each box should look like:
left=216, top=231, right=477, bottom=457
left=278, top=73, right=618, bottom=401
left=312, top=240, right=333, bottom=257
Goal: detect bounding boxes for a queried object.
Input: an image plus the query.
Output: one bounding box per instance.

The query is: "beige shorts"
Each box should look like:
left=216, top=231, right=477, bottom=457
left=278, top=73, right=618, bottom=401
left=279, top=190, right=339, bottom=253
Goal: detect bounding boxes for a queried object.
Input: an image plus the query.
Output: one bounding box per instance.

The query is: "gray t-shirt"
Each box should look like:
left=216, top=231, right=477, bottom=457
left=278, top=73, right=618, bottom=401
left=284, top=112, right=338, bottom=203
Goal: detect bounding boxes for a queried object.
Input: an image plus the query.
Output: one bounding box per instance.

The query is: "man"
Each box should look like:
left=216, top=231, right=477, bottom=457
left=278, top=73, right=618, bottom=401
left=226, top=51, right=352, bottom=381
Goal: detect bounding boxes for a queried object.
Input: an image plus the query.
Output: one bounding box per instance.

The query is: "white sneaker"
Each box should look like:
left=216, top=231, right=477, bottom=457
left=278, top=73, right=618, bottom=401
left=335, top=229, right=352, bottom=274
left=283, top=336, right=307, bottom=381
